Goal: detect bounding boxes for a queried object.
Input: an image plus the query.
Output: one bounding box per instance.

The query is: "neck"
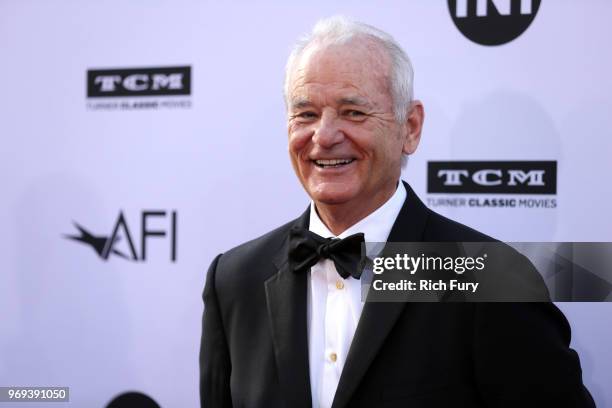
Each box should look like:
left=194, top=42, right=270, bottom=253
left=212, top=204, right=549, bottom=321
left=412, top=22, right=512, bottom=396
left=314, top=181, right=399, bottom=236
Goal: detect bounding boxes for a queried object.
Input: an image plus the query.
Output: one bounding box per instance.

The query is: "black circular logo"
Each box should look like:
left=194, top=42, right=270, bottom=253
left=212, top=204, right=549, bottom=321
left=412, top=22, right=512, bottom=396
left=448, top=0, right=541, bottom=46
left=106, top=391, right=161, bottom=408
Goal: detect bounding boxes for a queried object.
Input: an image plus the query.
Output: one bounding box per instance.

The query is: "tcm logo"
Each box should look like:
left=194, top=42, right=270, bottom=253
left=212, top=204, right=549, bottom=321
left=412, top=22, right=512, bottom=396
left=428, top=161, right=556, bottom=194
left=87, top=66, right=191, bottom=97
left=65, top=210, right=177, bottom=261
left=448, top=0, right=541, bottom=46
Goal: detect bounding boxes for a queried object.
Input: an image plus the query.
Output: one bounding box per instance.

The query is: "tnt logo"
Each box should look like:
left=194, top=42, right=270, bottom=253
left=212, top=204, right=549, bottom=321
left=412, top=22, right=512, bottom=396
left=448, top=0, right=541, bottom=45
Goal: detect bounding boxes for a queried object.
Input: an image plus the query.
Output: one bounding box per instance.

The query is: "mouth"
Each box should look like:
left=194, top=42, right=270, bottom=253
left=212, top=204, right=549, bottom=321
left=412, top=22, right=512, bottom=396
left=312, top=158, right=355, bottom=169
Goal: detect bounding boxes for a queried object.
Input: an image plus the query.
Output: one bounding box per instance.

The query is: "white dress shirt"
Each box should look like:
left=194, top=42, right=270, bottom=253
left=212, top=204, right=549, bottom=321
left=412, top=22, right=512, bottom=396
left=307, top=182, right=407, bottom=408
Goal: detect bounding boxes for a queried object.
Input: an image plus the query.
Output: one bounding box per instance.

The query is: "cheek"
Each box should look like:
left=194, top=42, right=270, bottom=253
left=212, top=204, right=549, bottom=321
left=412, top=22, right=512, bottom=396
left=288, top=128, right=312, bottom=158
left=351, top=128, right=402, bottom=171
left=346, top=129, right=382, bottom=161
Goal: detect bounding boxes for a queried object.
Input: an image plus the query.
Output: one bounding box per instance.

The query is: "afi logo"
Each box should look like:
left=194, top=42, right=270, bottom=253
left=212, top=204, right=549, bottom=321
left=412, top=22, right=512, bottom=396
left=448, top=0, right=541, bottom=46
left=428, top=161, right=556, bottom=194
left=87, top=66, right=191, bottom=97
left=65, top=210, right=178, bottom=261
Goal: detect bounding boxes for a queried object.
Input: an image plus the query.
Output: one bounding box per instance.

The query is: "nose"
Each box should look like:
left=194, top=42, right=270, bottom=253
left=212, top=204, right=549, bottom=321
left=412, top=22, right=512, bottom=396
left=312, top=110, right=344, bottom=148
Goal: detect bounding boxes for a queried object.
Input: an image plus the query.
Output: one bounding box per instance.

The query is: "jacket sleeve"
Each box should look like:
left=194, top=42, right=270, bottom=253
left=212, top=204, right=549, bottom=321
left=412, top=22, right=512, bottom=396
left=473, top=302, right=596, bottom=407
left=200, top=254, right=233, bottom=408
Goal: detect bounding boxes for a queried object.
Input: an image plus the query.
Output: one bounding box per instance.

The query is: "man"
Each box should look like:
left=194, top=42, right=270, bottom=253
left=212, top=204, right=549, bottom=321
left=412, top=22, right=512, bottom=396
left=200, top=16, right=594, bottom=408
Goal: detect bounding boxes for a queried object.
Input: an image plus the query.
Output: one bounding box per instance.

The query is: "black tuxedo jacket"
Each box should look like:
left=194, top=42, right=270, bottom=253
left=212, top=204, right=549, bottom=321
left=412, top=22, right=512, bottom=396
left=200, top=182, right=594, bottom=408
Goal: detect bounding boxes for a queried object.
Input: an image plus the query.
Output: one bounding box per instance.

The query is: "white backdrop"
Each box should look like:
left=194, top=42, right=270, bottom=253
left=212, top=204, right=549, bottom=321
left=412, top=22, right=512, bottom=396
left=1, top=1, right=611, bottom=407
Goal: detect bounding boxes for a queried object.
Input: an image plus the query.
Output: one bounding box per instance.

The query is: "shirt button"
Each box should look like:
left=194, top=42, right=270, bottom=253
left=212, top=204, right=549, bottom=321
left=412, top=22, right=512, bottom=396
left=330, top=352, right=337, bottom=362
left=335, top=280, right=344, bottom=290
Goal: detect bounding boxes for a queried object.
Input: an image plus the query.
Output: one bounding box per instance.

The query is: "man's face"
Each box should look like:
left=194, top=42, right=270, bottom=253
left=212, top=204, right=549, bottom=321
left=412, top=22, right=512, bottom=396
left=287, top=41, right=409, bottom=210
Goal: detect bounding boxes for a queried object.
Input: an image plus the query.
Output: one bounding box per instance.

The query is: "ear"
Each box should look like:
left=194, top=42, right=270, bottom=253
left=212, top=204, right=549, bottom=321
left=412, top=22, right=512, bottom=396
left=401, top=100, right=424, bottom=155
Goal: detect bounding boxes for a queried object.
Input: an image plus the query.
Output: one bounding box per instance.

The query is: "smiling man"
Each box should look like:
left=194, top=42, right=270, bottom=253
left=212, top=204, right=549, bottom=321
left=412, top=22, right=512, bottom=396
left=286, top=33, right=423, bottom=235
left=200, top=16, right=594, bottom=408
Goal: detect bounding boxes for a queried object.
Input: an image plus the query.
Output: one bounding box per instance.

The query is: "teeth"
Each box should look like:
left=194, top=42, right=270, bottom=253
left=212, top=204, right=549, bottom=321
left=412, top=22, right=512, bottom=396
left=315, top=159, right=353, bottom=166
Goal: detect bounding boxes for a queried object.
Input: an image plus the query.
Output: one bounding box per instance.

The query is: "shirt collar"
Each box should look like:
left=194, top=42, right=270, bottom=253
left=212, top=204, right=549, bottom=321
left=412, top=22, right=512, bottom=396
left=308, top=181, right=407, bottom=243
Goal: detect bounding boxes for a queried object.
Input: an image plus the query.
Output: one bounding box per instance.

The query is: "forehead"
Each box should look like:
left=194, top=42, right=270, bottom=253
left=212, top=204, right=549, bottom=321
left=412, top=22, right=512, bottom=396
left=288, top=39, right=392, bottom=105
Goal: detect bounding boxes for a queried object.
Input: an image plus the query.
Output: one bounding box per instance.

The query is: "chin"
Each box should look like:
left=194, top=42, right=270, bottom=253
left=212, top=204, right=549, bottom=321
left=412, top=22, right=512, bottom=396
left=309, top=185, right=359, bottom=206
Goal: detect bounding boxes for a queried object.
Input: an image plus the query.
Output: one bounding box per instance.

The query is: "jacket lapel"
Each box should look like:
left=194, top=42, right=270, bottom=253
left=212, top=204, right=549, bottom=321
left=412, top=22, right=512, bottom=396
left=332, top=182, right=430, bottom=408
left=264, top=208, right=312, bottom=408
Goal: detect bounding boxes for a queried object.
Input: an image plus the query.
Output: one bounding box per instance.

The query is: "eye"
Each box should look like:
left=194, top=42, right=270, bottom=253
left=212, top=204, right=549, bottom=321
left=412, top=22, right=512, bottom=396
left=292, top=111, right=318, bottom=122
left=343, top=110, right=366, bottom=120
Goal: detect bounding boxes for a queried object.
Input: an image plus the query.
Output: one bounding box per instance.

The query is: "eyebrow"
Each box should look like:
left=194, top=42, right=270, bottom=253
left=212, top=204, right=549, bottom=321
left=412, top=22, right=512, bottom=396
left=290, top=98, right=313, bottom=110
left=338, top=96, right=370, bottom=107
left=290, top=96, right=371, bottom=110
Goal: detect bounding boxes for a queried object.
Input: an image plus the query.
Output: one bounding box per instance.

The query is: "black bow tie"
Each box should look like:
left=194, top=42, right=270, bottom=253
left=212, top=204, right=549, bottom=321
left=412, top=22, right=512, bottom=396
left=288, top=226, right=365, bottom=279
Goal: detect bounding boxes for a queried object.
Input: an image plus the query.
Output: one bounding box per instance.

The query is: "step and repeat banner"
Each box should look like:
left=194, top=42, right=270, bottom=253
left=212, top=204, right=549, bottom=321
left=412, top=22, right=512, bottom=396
left=1, top=1, right=611, bottom=407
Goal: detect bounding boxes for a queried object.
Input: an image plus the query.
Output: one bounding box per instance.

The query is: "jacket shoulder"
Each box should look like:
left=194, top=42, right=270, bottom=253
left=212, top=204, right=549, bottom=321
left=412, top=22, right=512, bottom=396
left=221, top=218, right=295, bottom=266
left=209, top=216, right=300, bottom=296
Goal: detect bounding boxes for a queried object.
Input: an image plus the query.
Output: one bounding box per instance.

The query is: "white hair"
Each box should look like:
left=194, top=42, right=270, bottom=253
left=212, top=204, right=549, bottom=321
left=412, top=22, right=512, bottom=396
left=283, top=16, right=415, bottom=124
